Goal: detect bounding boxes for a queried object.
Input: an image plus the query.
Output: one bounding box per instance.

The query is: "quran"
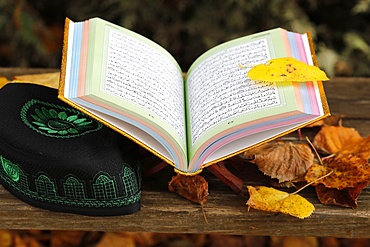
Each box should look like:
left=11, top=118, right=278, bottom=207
left=58, top=17, right=330, bottom=174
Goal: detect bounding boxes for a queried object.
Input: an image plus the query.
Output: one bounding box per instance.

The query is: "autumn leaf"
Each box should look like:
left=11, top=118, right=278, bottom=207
left=315, top=182, right=368, bottom=209
left=337, top=136, right=370, bottom=160
left=308, top=125, right=370, bottom=208
left=168, top=173, right=209, bottom=223
left=313, top=126, right=363, bottom=155
left=244, top=141, right=314, bottom=183
left=305, top=156, right=370, bottom=190
left=246, top=186, right=315, bottom=219
left=168, top=174, right=209, bottom=204
left=247, top=57, right=329, bottom=82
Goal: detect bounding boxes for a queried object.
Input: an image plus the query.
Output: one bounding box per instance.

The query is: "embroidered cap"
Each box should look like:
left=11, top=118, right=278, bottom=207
left=0, top=83, right=141, bottom=216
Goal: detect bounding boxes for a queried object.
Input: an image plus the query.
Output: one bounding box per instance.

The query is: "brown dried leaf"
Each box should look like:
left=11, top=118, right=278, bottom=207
left=313, top=126, right=363, bottom=154
left=337, top=136, right=370, bottom=160
left=168, top=174, right=208, bottom=204
left=168, top=173, right=209, bottom=223
left=305, top=156, right=370, bottom=190
left=315, top=182, right=368, bottom=209
left=244, top=141, right=314, bottom=183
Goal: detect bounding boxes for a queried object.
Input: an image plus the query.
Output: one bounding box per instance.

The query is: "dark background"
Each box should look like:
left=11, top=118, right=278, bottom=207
left=1, top=0, right=369, bottom=76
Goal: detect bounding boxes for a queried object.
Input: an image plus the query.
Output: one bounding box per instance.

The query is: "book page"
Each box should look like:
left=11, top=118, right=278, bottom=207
left=185, top=29, right=302, bottom=170
left=186, top=37, right=281, bottom=147
left=101, top=27, right=186, bottom=145
left=76, top=18, right=189, bottom=170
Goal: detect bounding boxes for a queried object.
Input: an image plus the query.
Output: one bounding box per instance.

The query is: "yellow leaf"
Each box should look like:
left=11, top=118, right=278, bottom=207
left=246, top=186, right=314, bottom=219
left=247, top=57, right=329, bottom=82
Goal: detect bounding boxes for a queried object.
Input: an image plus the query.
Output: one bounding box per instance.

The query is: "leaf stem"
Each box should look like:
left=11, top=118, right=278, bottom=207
left=305, top=136, right=323, bottom=166
left=290, top=170, right=334, bottom=195
left=200, top=203, right=208, bottom=224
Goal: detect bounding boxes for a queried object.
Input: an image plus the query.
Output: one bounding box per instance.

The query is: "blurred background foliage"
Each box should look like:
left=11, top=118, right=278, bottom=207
left=0, top=0, right=369, bottom=76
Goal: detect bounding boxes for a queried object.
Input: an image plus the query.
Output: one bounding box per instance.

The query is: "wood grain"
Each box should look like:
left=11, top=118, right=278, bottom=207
left=1, top=68, right=370, bottom=237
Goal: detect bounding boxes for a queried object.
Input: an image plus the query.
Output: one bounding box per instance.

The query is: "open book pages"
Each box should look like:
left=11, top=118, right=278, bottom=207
left=59, top=17, right=330, bottom=174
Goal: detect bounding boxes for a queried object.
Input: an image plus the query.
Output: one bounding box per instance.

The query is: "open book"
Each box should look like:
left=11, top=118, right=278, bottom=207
left=59, top=17, right=330, bottom=174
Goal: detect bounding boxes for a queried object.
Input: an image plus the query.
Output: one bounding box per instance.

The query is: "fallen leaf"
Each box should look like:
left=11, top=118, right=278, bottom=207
left=315, top=182, right=368, bottom=208
left=313, top=126, right=363, bottom=155
left=337, top=136, right=370, bottom=160
left=244, top=141, right=314, bottom=183
left=247, top=57, right=329, bottom=82
left=246, top=186, right=315, bottom=219
left=168, top=174, right=209, bottom=204
left=168, top=173, right=209, bottom=223
left=308, top=124, right=370, bottom=209
left=305, top=156, right=370, bottom=190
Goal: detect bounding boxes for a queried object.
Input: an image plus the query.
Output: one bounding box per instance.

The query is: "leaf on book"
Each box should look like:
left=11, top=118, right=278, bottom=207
left=168, top=173, right=209, bottom=204
left=244, top=141, right=314, bottom=183
left=305, top=156, right=370, bottom=190
left=247, top=57, right=329, bottom=82
left=315, top=182, right=368, bottom=208
left=246, top=186, right=314, bottom=219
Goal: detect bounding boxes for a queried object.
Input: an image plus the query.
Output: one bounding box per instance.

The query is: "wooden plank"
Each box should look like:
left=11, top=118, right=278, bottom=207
left=2, top=165, right=370, bottom=237
left=324, top=77, right=370, bottom=120
left=0, top=68, right=370, bottom=237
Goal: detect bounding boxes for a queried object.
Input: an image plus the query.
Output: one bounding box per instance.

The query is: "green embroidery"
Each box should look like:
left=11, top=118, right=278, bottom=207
left=64, top=176, right=86, bottom=200
left=21, top=99, right=103, bottom=138
left=0, top=156, right=19, bottom=182
left=35, top=174, right=57, bottom=196
left=122, top=166, right=139, bottom=196
left=0, top=154, right=141, bottom=208
left=93, top=173, right=118, bottom=200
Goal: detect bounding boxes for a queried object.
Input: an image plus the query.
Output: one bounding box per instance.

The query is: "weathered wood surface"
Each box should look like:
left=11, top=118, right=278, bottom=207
left=1, top=68, right=370, bottom=238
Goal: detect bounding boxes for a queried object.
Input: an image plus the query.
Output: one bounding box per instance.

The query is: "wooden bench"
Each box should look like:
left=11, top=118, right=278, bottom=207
left=1, top=68, right=370, bottom=238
